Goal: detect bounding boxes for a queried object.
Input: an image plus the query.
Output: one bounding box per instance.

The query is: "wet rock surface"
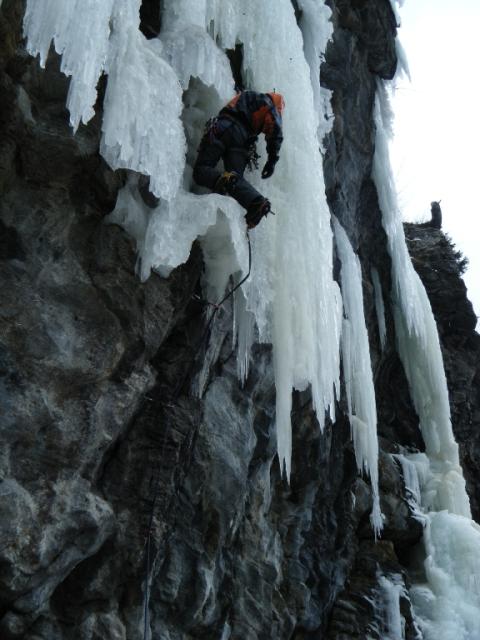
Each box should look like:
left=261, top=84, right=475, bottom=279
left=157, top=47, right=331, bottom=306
left=0, top=1, right=479, bottom=639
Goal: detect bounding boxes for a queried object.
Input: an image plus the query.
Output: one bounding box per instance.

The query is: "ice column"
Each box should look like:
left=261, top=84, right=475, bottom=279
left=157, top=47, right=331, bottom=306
left=334, top=218, right=382, bottom=534
left=374, top=80, right=480, bottom=639
left=373, top=84, right=468, bottom=515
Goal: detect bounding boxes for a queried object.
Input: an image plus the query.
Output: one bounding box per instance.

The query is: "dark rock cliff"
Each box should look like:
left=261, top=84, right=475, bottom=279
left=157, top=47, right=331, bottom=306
left=0, top=1, right=479, bottom=639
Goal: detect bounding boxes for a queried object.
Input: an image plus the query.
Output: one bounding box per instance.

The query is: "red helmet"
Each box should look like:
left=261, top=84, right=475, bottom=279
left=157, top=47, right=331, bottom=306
left=268, top=92, right=285, bottom=115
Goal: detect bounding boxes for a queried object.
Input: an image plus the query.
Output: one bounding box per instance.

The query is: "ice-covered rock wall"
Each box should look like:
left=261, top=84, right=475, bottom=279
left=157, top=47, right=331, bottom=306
left=3, top=0, right=480, bottom=638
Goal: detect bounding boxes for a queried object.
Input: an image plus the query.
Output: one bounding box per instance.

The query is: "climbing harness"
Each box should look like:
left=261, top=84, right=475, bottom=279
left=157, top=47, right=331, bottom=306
left=142, top=231, right=252, bottom=640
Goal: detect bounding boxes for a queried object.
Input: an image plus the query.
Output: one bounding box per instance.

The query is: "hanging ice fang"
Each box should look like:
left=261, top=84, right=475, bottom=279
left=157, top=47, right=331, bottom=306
left=23, top=0, right=115, bottom=131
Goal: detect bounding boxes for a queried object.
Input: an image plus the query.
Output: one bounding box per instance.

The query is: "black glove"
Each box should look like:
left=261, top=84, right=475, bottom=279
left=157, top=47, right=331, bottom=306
left=261, top=156, right=278, bottom=179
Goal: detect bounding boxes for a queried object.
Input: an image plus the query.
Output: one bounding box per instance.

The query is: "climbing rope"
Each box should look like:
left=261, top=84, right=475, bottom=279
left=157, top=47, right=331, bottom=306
left=142, top=231, right=252, bottom=639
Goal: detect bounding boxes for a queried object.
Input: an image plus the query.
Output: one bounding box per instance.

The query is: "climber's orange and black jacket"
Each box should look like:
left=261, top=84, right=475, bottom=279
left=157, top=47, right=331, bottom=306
left=219, top=91, right=285, bottom=160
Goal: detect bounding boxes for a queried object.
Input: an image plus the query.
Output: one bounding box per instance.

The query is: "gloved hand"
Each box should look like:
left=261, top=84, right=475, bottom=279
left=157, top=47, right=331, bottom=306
left=261, top=156, right=278, bottom=179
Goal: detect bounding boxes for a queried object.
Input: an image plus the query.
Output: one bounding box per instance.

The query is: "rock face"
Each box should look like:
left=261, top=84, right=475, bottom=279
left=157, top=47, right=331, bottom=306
left=1, top=1, right=479, bottom=639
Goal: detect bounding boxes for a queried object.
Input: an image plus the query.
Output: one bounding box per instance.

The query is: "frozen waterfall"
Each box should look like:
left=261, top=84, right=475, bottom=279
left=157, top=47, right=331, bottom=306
left=23, top=0, right=346, bottom=480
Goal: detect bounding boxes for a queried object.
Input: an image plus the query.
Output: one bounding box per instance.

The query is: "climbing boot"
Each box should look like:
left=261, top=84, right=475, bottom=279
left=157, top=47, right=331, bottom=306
left=214, top=171, right=239, bottom=195
left=245, top=197, right=272, bottom=229
left=138, top=174, right=160, bottom=208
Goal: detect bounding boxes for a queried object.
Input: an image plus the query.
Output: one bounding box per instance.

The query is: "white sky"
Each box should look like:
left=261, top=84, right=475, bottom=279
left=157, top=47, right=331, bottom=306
left=390, top=0, right=480, bottom=326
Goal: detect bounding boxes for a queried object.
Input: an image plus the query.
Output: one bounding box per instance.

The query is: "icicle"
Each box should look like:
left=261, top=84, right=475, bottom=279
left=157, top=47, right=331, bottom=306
left=334, top=218, right=383, bottom=534
left=373, top=85, right=469, bottom=508
left=411, top=512, right=480, bottom=640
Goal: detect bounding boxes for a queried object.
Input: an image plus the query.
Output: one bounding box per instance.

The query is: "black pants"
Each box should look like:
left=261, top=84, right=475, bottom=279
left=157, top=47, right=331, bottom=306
left=193, top=118, right=263, bottom=210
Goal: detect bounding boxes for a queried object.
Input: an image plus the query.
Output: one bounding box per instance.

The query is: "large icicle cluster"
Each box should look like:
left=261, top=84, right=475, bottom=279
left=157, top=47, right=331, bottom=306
left=23, top=0, right=344, bottom=479
left=23, top=0, right=114, bottom=130
left=24, top=0, right=186, bottom=202
left=374, top=81, right=480, bottom=639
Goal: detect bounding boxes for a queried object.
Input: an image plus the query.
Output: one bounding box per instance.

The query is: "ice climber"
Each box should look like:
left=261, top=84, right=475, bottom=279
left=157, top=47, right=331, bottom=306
left=193, top=90, right=285, bottom=229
